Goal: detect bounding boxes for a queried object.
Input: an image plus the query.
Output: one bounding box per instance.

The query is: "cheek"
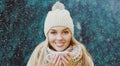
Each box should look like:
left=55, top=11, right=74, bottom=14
left=48, top=35, right=55, bottom=42
left=64, top=35, right=72, bottom=41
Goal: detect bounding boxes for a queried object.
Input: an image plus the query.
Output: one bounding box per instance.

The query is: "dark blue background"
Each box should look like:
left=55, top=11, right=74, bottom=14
left=0, top=0, right=120, bottom=66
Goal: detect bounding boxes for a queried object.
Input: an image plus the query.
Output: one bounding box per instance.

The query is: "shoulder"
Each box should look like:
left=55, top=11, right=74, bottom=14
left=31, top=41, right=47, bottom=56
left=27, top=41, right=47, bottom=66
left=34, top=41, right=47, bottom=51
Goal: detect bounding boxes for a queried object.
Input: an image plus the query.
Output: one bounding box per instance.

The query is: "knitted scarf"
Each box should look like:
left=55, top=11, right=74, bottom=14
left=46, top=44, right=82, bottom=66
left=27, top=40, right=83, bottom=66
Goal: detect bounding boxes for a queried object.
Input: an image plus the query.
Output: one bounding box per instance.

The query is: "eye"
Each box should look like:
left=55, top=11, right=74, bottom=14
left=50, top=31, right=57, bottom=34
left=63, top=31, right=69, bottom=34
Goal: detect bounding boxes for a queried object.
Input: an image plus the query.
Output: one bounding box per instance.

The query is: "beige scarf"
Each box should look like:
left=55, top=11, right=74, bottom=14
left=46, top=44, right=82, bottom=66
left=27, top=40, right=83, bottom=66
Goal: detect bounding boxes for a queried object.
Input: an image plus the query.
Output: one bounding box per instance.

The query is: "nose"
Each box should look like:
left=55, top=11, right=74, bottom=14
left=56, top=34, right=63, bottom=40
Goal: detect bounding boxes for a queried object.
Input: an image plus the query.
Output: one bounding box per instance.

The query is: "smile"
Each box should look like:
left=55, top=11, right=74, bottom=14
left=55, top=42, right=65, bottom=47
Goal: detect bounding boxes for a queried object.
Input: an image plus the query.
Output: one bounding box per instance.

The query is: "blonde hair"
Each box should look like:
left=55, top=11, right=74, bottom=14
left=72, top=36, right=94, bottom=66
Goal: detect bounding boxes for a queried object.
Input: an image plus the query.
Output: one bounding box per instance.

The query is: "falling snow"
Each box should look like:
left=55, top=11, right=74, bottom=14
left=0, top=0, right=120, bottom=66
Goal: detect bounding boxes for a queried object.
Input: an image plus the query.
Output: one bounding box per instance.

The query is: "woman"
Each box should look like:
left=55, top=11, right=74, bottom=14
left=27, top=1, right=94, bottom=66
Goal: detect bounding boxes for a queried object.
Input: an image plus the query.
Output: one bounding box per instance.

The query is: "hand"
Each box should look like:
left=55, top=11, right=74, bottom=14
left=49, top=54, right=62, bottom=66
left=60, top=52, right=73, bottom=66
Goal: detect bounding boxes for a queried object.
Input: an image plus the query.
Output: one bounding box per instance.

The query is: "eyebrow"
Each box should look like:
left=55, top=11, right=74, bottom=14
left=49, top=28, right=69, bottom=31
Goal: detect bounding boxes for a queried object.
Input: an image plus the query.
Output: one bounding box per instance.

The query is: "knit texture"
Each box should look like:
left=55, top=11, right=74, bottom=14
left=27, top=40, right=83, bottom=66
left=46, top=45, right=82, bottom=66
left=44, top=1, right=74, bottom=37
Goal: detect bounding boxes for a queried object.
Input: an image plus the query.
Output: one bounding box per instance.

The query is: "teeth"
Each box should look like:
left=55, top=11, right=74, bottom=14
left=55, top=42, right=64, bottom=47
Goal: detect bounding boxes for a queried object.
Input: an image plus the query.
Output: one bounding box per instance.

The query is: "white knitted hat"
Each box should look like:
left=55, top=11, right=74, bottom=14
left=44, top=1, right=74, bottom=37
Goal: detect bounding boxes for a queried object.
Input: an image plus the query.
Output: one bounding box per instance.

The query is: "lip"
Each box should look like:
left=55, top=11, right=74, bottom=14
left=55, top=42, right=65, bottom=47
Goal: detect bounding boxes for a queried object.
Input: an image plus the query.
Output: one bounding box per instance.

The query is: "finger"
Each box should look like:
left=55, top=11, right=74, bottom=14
left=58, top=59, right=62, bottom=66
left=55, top=56, right=61, bottom=66
left=53, top=55, right=58, bottom=64
left=61, top=59, right=67, bottom=66
left=49, top=62, right=52, bottom=66
left=64, top=53, right=72, bottom=62
left=50, top=54, right=58, bottom=66
left=61, top=55, right=68, bottom=65
left=66, top=52, right=72, bottom=57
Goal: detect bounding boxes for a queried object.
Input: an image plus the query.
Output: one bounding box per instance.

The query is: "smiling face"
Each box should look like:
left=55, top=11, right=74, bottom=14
left=47, top=26, right=72, bottom=52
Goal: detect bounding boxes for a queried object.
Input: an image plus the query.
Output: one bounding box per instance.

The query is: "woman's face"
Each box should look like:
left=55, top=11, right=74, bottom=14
left=48, top=26, right=72, bottom=52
